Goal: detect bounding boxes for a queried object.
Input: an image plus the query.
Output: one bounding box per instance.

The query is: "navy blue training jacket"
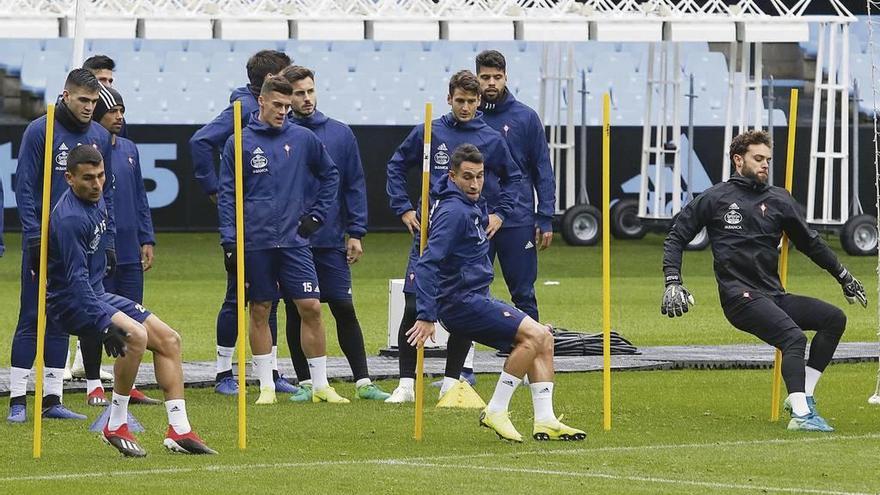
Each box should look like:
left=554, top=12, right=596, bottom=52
left=480, top=90, right=556, bottom=232
left=110, top=137, right=155, bottom=265
left=47, top=189, right=113, bottom=334
left=386, top=112, right=521, bottom=223
left=414, top=177, right=495, bottom=322
left=189, top=85, right=259, bottom=196
left=218, top=113, right=339, bottom=250
left=290, top=110, right=367, bottom=248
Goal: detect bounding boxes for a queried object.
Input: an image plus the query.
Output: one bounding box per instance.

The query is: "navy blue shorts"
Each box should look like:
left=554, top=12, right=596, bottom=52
left=245, top=247, right=320, bottom=302
left=51, top=292, right=152, bottom=337
left=312, top=247, right=352, bottom=302
left=439, top=295, right=527, bottom=353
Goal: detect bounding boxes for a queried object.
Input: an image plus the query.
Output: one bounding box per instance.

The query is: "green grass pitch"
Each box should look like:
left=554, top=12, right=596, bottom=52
left=0, top=232, right=878, bottom=493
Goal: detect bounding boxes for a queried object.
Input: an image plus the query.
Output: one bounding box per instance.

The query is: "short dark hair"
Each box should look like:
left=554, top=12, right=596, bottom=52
left=729, top=130, right=772, bottom=162
left=82, top=55, right=116, bottom=72
left=475, top=50, right=506, bottom=74
left=66, top=144, right=103, bottom=173
left=281, top=65, right=315, bottom=85
left=260, top=75, right=293, bottom=97
left=451, top=143, right=483, bottom=171
left=64, top=68, right=101, bottom=92
left=246, top=50, right=292, bottom=88
left=448, top=70, right=481, bottom=97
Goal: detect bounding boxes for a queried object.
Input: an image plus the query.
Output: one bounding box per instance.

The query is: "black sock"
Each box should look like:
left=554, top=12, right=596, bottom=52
left=272, top=369, right=280, bottom=382
left=216, top=370, right=233, bottom=381
left=41, top=394, right=61, bottom=409
left=398, top=292, right=418, bottom=379
left=80, top=335, right=103, bottom=380
left=444, top=333, right=472, bottom=379
left=285, top=299, right=311, bottom=381
left=9, top=395, right=26, bottom=407
left=329, top=299, right=369, bottom=381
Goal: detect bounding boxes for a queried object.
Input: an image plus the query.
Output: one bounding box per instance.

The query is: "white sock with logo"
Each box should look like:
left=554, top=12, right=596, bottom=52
left=308, top=356, right=329, bottom=390
left=86, top=379, right=103, bottom=394
left=108, top=392, right=130, bottom=430
left=9, top=367, right=30, bottom=398
left=44, top=368, right=65, bottom=399
left=487, top=371, right=522, bottom=413
left=165, top=399, right=191, bottom=434
left=216, top=346, right=234, bottom=374
left=530, top=382, right=556, bottom=423
left=253, top=354, right=273, bottom=390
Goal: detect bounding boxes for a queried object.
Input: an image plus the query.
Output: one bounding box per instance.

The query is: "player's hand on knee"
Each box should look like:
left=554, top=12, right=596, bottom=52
left=837, top=267, right=867, bottom=308
left=406, top=320, right=436, bottom=347
left=486, top=214, right=503, bottom=239
left=401, top=210, right=420, bottom=236
left=222, top=244, right=236, bottom=274
left=661, top=274, right=695, bottom=318
left=297, top=214, right=323, bottom=238
left=100, top=323, right=129, bottom=358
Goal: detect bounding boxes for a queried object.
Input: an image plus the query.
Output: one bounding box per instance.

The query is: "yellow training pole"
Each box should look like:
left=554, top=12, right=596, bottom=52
left=602, top=93, right=612, bottom=431
left=233, top=101, right=247, bottom=449
left=414, top=103, right=432, bottom=441
left=32, top=104, right=55, bottom=459
left=771, top=88, right=799, bottom=421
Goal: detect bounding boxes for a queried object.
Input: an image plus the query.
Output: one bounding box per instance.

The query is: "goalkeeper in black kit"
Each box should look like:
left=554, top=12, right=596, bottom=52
left=661, top=130, right=867, bottom=432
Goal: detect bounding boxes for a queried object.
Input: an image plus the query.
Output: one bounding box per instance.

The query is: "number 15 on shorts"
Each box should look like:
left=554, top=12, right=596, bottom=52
left=303, top=282, right=319, bottom=293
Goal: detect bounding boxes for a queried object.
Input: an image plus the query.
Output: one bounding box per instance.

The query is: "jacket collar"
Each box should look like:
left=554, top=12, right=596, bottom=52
left=247, top=110, right=290, bottom=135
left=480, top=88, right=514, bottom=113
left=441, top=111, right=486, bottom=131
left=728, top=173, right=770, bottom=192
left=290, top=109, right=329, bottom=128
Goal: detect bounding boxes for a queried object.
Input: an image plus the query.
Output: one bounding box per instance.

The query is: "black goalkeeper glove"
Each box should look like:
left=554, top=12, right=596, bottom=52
left=222, top=244, right=236, bottom=274
left=297, top=214, right=322, bottom=238
left=99, top=323, right=128, bottom=358
left=836, top=267, right=867, bottom=308
left=105, top=249, right=117, bottom=278
left=27, top=239, right=40, bottom=277
left=661, top=273, right=695, bottom=318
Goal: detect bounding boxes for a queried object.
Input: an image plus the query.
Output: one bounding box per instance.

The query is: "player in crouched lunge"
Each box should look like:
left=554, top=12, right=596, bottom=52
left=48, top=144, right=215, bottom=457
left=218, top=76, right=345, bottom=405
left=406, top=144, right=585, bottom=443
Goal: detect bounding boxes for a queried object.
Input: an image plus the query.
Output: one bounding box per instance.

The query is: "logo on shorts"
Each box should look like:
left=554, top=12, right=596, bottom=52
left=723, top=204, right=743, bottom=230
left=135, top=304, right=146, bottom=313
left=503, top=311, right=511, bottom=317
left=743, top=291, right=750, bottom=298
left=250, top=147, right=268, bottom=170
left=434, top=143, right=449, bottom=167
left=524, top=240, right=534, bottom=250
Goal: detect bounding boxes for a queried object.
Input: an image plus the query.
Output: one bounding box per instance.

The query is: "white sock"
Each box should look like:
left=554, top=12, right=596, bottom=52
left=530, top=382, right=556, bottom=422
left=108, top=392, right=130, bottom=430
left=253, top=354, right=274, bottom=390
left=355, top=378, right=372, bottom=389
left=788, top=392, right=811, bottom=416
left=165, top=399, right=192, bottom=434
left=271, top=345, right=278, bottom=372
left=216, top=346, right=234, bottom=374
left=9, top=367, right=30, bottom=398
left=487, top=371, right=522, bottom=413
left=805, top=366, right=822, bottom=397
left=72, top=341, right=84, bottom=370
left=86, top=379, right=103, bottom=393
left=308, top=356, right=329, bottom=390
left=398, top=377, right=414, bottom=391
left=44, top=368, right=64, bottom=398
left=300, top=379, right=312, bottom=387
left=463, top=344, right=475, bottom=370
left=440, top=376, right=458, bottom=396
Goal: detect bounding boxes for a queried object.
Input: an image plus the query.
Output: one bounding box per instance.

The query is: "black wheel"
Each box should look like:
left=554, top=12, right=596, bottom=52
left=561, top=204, right=601, bottom=246
left=685, top=227, right=709, bottom=251
left=609, top=198, right=647, bottom=240
left=841, top=214, right=878, bottom=256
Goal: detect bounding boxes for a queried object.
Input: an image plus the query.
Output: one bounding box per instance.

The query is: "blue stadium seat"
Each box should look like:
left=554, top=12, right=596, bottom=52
left=209, top=51, right=250, bottom=73
left=330, top=40, right=378, bottom=53
left=114, top=51, right=161, bottom=74
left=377, top=41, right=427, bottom=53
left=232, top=40, right=281, bottom=54
left=163, top=51, right=208, bottom=73
left=353, top=51, right=403, bottom=73
left=43, top=37, right=73, bottom=53
left=88, top=39, right=138, bottom=58
left=139, top=39, right=187, bottom=54
left=42, top=76, right=67, bottom=105
left=20, top=51, right=70, bottom=92
left=185, top=39, right=232, bottom=54
left=0, top=39, right=42, bottom=74
left=475, top=41, right=524, bottom=55
left=284, top=40, right=330, bottom=56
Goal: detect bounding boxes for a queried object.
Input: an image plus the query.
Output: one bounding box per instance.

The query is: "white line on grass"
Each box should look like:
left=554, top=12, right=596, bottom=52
left=2, top=433, right=879, bottom=484
left=384, top=461, right=877, bottom=495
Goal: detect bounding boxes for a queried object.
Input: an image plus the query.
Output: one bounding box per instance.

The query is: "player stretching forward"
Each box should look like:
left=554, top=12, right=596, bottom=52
left=218, top=76, right=343, bottom=405
left=662, top=130, right=867, bottom=432
left=406, top=144, right=585, bottom=443
left=48, top=145, right=215, bottom=456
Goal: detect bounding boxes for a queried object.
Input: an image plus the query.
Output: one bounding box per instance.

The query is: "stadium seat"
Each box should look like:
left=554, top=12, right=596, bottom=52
left=139, top=39, right=188, bottom=54
left=209, top=51, right=250, bottom=74
left=377, top=41, right=427, bottom=53
left=0, top=39, right=42, bottom=74
left=186, top=39, right=232, bottom=54
left=284, top=39, right=330, bottom=56
left=330, top=40, right=378, bottom=53
left=20, top=51, right=70, bottom=92
left=43, top=37, right=73, bottom=53
left=232, top=40, right=281, bottom=54
left=114, top=51, right=161, bottom=74
left=353, top=51, right=403, bottom=73
left=88, top=38, right=138, bottom=58
left=164, top=51, right=209, bottom=73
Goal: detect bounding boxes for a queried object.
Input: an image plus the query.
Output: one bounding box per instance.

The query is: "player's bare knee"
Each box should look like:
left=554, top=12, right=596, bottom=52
left=297, top=299, right=322, bottom=323
left=127, top=323, right=148, bottom=353
left=250, top=301, right=272, bottom=319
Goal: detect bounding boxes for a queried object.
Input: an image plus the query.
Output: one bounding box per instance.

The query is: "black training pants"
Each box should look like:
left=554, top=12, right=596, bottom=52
left=722, top=292, right=846, bottom=394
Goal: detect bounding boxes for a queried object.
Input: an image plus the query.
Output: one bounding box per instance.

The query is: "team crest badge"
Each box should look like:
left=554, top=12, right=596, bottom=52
left=434, top=143, right=449, bottom=166
left=250, top=147, right=268, bottom=169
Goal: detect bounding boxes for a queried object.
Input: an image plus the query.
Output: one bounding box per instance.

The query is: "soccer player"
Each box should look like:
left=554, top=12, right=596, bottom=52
left=218, top=76, right=344, bottom=405
left=80, top=84, right=161, bottom=406
left=189, top=50, right=296, bottom=395
left=385, top=70, right=522, bottom=403
left=8, top=68, right=114, bottom=423
left=281, top=65, right=390, bottom=401
left=48, top=144, right=215, bottom=457
left=406, top=144, right=585, bottom=442
left=82, top=54, right=115, bottom=87
left=662, top=130, right=867, bottom=432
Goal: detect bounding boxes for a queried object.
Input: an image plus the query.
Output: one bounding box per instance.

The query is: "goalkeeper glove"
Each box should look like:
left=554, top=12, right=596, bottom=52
left=837, top=267, right=867, bottom=308
left=26, top=239, right=40, bottom=276
left=297, top=214, right=322, bottom=238
left=661, top=273, right=695, bottom=318
left=222, top=244, right=236, bottom=274
left=99, top=323, right=128, bottom=358
left=105, top=249, right=117, bottom=278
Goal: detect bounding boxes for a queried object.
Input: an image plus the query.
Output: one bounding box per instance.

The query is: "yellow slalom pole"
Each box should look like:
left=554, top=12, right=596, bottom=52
left=771, top=88, right=799, bottom=422
left=414, top=102, right=432, bottom=441
left=233, top=101, right=247, bottom=449
left=602, top=93, right=612, bottom=431
left=32, top=104, right=55, bottom=459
